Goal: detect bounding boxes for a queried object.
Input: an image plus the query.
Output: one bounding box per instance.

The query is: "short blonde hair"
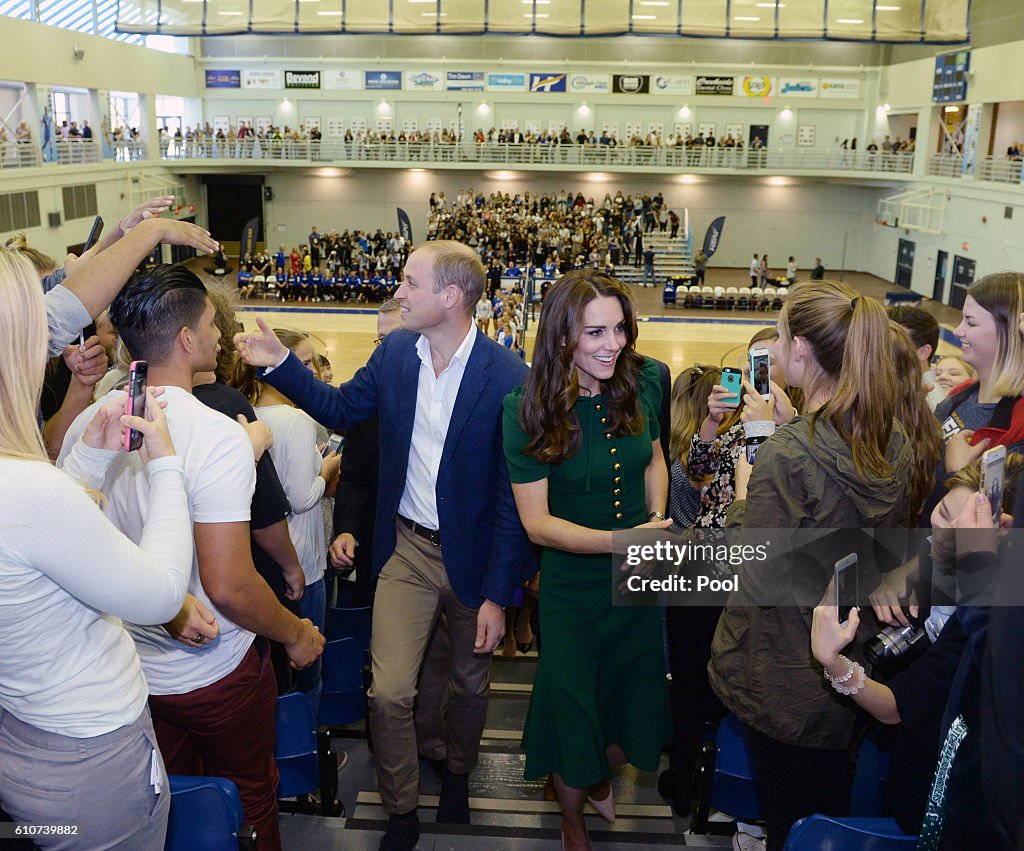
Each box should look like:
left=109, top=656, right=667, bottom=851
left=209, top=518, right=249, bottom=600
left=0, top=248, right=50, bottom=460
left=420, top=240, right=485, bottom=312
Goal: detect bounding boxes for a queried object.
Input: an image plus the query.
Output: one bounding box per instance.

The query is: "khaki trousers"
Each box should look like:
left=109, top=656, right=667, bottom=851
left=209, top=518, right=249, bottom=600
left=368, top=520, right=490, bottom=814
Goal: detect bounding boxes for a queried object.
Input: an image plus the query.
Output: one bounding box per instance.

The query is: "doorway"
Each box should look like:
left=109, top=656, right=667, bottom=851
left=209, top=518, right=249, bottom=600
left=933, top=250, right=948, bottom=303
left=895, top=238, right=915, bottom=288
left=950, top=255, right=976, bottom=309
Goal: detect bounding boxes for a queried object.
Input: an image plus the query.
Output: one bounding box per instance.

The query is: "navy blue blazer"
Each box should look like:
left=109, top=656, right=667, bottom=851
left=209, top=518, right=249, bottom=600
left=261, top=327, right=532, bottom=608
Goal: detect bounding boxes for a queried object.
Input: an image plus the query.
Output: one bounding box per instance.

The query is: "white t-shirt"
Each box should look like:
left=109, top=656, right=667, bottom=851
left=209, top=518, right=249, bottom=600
left=60, top=387, right=257, bottom=695
left=749, top=259, right=759, bottom=277
left=256, top=405, right=327, bottom=586
left=0, top=451, right=190, bottom=736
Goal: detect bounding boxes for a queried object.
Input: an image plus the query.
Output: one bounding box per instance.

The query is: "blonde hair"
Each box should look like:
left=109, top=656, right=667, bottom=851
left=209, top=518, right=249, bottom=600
left=935, top=355, right=976, bottom=379
left=779, top=281, right=896, bottom=480
left=230, top=327, right=315, bottom=405
left=4, top=233, right=56, bottom=274
left=669, top=364, right=721, bottom=467
left=420, top=240, right=485, bottom=312
left=965, top=273, right=1024, bottom=398
left=0, top=249, right=51, bottom=461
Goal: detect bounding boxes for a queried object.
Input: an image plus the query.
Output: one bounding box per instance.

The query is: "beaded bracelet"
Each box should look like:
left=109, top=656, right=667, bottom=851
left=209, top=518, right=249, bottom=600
left=835, top=663, right=867, bottom=696
left=824, top=655, right=867, bottom=696
left=824, top=655, right=855, bottom=686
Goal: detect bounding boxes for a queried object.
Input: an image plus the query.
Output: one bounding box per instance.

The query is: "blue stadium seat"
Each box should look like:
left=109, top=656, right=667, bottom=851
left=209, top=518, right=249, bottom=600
left=275, top=693, right=344, bottom=817
left=850, top=734, right=894, bottom=817
left=692, top=713, right=762, bottom=833
left=662, top=283, right=677, bottom=307
left=165, top=775, right=255, bottom=851
left=782, top=815, right=918, bottom=850
left=319, top=637, right=365, bottom=729
left=326, top=606, right=372, bottom=665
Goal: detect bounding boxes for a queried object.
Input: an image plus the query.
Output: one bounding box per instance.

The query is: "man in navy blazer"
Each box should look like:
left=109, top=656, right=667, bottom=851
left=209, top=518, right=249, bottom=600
left=236, top=240, right=531, bottom=851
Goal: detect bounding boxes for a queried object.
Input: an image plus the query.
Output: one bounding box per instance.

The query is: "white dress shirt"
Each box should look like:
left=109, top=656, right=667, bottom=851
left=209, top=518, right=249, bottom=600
left=397, top=323, right=477, bottom=531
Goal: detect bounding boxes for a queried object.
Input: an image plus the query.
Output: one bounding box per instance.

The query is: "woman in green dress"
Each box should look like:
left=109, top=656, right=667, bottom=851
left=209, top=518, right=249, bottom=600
left=502, top=269, right=671, bottom=850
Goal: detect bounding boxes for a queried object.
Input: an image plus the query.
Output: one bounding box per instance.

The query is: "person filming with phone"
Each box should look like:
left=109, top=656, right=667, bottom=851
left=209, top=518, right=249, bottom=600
left=709, top=281, right=915, bottom=850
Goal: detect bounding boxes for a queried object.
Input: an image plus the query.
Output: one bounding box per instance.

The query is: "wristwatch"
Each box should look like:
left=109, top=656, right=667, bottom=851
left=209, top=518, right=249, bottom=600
left=648, top=511, right=666, bottom=521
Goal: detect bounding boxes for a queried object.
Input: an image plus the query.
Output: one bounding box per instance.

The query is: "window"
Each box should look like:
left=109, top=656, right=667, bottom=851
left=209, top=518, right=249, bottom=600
left=52, top=91, right=70, bottom=127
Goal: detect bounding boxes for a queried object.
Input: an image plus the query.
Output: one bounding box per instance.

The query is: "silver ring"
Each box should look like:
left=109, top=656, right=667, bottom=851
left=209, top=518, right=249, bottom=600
left=191, top=634, right=206, bottom=645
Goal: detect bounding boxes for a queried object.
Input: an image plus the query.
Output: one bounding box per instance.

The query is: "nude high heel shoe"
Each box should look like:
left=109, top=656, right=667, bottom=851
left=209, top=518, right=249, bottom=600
left=586, top=784, right=615, bottom=824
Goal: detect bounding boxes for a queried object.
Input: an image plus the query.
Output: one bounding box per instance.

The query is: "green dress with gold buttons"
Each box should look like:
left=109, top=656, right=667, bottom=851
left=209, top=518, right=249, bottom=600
left=502, top=357, right=670, bottom=788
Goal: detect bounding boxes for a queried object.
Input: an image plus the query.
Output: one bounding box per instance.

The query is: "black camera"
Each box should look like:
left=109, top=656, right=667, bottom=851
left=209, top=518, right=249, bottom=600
left=864, top=604, right=930, bottom=676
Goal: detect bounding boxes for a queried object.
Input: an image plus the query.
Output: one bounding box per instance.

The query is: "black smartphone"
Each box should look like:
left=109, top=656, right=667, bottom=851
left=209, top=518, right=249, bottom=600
left=721, top=367, right=743, bottom=406
left=834, top=553, right=857, bottom=626
left=84, top=216, right=104, bottom=251
left=322, top=433, right=344, bottom=457
left=124, top=360, right=148, bottom=452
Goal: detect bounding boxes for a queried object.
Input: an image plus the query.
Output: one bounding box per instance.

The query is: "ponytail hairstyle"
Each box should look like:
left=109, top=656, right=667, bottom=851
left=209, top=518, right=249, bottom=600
left=965, top=272, right=1024, bottom=398
left=0, top=248, right=51, bottom=461
left=669, top=364, right=721, bottom=468
left=889, top=322, right=943, bottom=519
left=518, top=269, right=644, bottom=464
left=4, top=233, right=56, bottom=275
left=779, top=281, right=896, bottom=480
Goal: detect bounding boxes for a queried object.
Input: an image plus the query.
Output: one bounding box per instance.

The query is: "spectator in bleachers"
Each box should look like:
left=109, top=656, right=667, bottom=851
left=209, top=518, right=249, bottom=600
left=710, top=281, right=915, bottom=851
left=0, top=248, right=191, bottom=851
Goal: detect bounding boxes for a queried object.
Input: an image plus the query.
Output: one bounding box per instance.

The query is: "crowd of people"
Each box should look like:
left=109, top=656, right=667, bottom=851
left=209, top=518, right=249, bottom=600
left=2, top=194, right=1023, bottom=851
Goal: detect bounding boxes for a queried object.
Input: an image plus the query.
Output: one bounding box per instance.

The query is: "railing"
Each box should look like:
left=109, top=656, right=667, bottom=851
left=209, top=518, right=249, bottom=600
left=928, top=153, right=964, bottom=178
left=0, top=141, right=40, bottom=169
left=53, top=139, right=101, bottom=165
left=976, top=156, right=1023, bottom=185
left=159, top=139, right=915, bottom=174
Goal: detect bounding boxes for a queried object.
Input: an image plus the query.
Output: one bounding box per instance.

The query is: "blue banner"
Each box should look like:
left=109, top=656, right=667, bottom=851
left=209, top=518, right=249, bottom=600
left=205, top=69, right=241, bottom=89
left=701, top=216, right=726, bottom=259
left=397, top=208, right=413, bottom=244
left=40, top=111, right=55, bottom=163
left=529, top=73, right=567, bottom=93
left=365, top=71, right=402, bottom=91
left=240, top=216, right=260, bottom=261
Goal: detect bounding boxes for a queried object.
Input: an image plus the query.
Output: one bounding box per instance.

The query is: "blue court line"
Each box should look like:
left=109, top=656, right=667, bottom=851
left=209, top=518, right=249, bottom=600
left=236, top=305, right=962, bottom=349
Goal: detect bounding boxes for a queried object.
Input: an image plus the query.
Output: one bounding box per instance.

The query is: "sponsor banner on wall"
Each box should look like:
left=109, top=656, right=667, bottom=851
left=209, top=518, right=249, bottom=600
left=322, top=69, right=361, bottom=90
left=820, top=78, right=861, bottom=98
left=486, top=73, right=527, bottom=91
left=284, top=70, right=320, bottom=89
left=612, top=74, right=650, bottom=94
left=205, top=70, right=240, bottom=89
left=696, top=75, right=735, bottom=95
left=405, top=71, right=443, bottom=91
left=962, top=102, right=982, bottom=176
left=652, top=75, right=694, bottom=95
left=779, top=78, right=819, bottom=97
left=242, top=69, right=282, bottom=90
left=447, top=71, right=485, bottom=91
left=365, top=71, right=402, bottom=91
left=529, top=73, right=567, bottom=93
left=326, top=118, right=345, bottom=137
left=739, top=76, right=775, bottom=97
left=570, top=74, right=611, bottom=93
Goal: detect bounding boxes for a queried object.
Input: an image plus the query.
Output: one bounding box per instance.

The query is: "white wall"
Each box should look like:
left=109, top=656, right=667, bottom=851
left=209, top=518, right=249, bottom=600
left=258, top=169, right=881, bottom=272
left=991, top=102, right=1024, bottom=157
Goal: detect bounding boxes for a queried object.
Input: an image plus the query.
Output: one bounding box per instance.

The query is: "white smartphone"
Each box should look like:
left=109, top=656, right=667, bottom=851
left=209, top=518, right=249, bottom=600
left=980, top=445, right=1007, bottom=527
left=749, top=347, right=772, bottom=400
left=834, top=553, right=858, bottom=627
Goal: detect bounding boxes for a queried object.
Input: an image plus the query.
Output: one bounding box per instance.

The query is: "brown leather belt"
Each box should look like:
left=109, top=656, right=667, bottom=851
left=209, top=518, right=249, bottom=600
left=398, top=514, right=441, bottom=547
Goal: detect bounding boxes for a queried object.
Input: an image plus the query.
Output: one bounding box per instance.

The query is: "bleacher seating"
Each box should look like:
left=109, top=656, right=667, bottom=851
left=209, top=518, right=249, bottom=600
left=165, top=775, right=256, bottom=851
left=782, top=815, right=917, bottom=850
left=275, top=693, right=345, bottom=818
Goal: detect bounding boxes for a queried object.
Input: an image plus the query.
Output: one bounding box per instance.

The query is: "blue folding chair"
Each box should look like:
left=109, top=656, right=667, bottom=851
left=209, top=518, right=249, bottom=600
left=319, top=638, right=365, bottom=729
left=275, top=693, right=344, bottom=817
left=326, top=606, right=372, bottom=665
left=692, top=713, right=762, bottom=833
left=662, top=283, right=677, bottom=307
left=850, top=735, right=894, bottom=817
left=165, top=775, right=255, bottom=851
left=782, top=815, right=918, bottom=850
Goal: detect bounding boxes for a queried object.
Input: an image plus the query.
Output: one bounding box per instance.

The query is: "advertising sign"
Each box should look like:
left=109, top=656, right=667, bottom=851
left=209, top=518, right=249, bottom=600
left=739, top=76, right=775, bottom=97
left=820, top=78, right=861, bottom=98
left=696, top=76, right=735, bottom=95
left=612, top=74, right=650, bottom=94
left=779, top=78, right=819, bottom=97
left=447, top=71, right=485, bottom=91
left=284, top=70, right=321, bottom=89
left=205, top=70, right=240, bottom=89
left=405, top=71, right=443, bottom=92
left=242, top=69, right=282, bottom=90
left=529, top=73, right=567, bottom=93
left=322, top=69, right=361, bottom=90
left=364, top=71, right=402, bottom=91
left=569, top=74, right=611, bottom=93
left=652, top=75, right=694, bottom=95
left=486, top=73, right=527, bottom=92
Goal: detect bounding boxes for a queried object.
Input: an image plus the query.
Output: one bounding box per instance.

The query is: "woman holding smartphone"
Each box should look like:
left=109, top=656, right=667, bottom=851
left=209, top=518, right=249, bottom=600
left=503, top=270, right=670, bottom=850
left=0, top=249, right=191, bottom=849
left=709, top=281, right=915, bottom=850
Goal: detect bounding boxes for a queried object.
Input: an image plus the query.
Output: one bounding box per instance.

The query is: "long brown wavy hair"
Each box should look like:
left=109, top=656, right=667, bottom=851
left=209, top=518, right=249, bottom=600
left=519, top=269, right=644, bottom=463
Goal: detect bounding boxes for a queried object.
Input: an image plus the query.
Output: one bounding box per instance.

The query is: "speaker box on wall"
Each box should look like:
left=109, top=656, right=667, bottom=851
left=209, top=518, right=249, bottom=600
left=264, top=186, right=274, bottom=201
left=48, top=212, right=61, bottom=227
